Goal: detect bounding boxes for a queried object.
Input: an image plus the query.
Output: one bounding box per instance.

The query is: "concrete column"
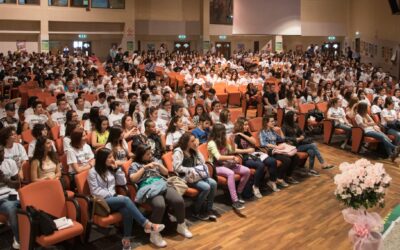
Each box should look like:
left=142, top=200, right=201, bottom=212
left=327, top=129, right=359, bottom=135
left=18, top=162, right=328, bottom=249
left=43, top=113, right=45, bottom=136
left=201, top=0, right=210, bottom=53
left=275, top=35, right=283, bottom=53
left=121, top=0, right=135, bottom=52
left=40, top=20, right=49, bottom=52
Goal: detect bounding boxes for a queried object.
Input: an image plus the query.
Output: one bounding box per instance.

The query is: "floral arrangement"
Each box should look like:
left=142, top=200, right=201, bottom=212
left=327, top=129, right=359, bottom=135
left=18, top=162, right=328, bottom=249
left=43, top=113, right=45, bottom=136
left=334, top=159, right=392, bottom=210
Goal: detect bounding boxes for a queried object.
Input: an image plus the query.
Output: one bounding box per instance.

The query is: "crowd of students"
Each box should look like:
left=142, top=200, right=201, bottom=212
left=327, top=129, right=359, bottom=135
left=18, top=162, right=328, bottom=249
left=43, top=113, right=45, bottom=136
left=0, top=45, right=399, bottom=249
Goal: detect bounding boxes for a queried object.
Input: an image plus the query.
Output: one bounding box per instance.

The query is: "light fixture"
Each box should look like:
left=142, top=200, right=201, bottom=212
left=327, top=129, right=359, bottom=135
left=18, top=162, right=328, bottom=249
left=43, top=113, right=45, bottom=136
left=219, top=35, right=227, bottom=40
left=355, top=31, right=360, bottom=36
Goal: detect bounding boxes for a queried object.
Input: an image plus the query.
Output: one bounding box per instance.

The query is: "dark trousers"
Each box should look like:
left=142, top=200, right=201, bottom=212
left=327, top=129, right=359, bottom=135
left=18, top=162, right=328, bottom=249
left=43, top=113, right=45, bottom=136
left=148, top=186, right=185, bottom=224
left=243, top=157, right=278, bottom=186
left=273, top=154, right=299, bottom=179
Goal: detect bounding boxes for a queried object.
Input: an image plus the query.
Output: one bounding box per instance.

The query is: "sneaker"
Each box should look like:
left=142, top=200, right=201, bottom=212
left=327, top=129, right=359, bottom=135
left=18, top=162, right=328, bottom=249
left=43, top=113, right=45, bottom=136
left=12, top=238, right=20, bottom=250
left=122, top=238, right=131, bottom=250
left=390, top=146, right=400, bottom=162
left=193, top=212, right=210, bottom=221
left=266, top=181, right=280, bottom=192
left=144, top=223, right=165, bottom=234
left=150, top=232, right=167, bottom=248
left=340, top=142, right=347, bottom=149
left=177, top=222, right=193, bottom=238
left=287, top=177, right=299, bottom=184
left=308, top=169, right=320, bottom=177
left=207, top=210, right=217, bottom=221
left=252, top=185, right=262, bottom=199
left=232, top=201, right=245, bottom=210
left=276, top=179, right=289, bottom=187
left=237, top=194, right=245, bottom=204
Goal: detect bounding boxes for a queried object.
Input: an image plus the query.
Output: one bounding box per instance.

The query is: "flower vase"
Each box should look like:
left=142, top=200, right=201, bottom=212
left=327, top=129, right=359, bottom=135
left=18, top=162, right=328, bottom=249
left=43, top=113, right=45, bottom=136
left=342, top=208, right=383, bottom=250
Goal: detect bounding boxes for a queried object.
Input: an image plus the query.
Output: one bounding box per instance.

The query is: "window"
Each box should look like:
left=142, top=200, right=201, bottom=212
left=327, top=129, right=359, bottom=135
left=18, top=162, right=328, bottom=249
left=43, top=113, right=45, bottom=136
left=19, top=0, right=40, bottom=4
left=48, top=0, right=67, bottom=6
left=91, top=0, right=124, bottom=9
left=0, top=0, right=17, bottom=4
left=70, top=0, right=88, bottom=7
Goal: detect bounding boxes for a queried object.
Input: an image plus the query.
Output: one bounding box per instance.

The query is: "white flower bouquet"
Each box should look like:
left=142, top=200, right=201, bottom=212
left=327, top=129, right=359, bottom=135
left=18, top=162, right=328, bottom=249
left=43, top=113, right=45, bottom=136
left=334, top=159, right=392, bottom=210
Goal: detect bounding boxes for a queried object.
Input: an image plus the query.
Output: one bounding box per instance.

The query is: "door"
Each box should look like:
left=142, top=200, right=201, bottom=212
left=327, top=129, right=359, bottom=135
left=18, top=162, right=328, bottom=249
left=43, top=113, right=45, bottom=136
left=215, top=42, right=231, bottom=59
left=355, top=38, right=360, bottom=53
left=174, top=41, right=190, bottom=54
left=254, top=41, right=259, bottom=53
left=82, top=41, right=92, bottom=56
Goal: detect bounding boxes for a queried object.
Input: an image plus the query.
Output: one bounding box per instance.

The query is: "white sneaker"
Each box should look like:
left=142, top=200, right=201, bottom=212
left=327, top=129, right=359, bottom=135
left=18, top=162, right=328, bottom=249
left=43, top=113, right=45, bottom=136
left=177, top=222, right=193, bottom=238
left=13, top=237, right=20, bottom=249
left=252, top=185, right=262, bottom=199
left=150, top=232, right=167, bottom=248
left=267, top=181, right=280, bottom=192
left=168, top=213, right=177, bottom=222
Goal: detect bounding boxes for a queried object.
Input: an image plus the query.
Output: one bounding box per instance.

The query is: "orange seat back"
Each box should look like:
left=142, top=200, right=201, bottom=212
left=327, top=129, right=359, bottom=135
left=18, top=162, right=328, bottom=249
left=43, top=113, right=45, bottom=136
left=75, top=170, right=90, bottom=195
left=55, top=138, right=64, bottom=155
left=198, top=143, right=209, bottom=161
left=316, top=102, right=328, bottom=115
left=229, top=108, right=243, bottom=123
left=19, top=180, right=67, bottom=217
left=299, top=103, right=316, bottom=114
left=21, top=130, right=34, bottom=144
left=248, top=117, right=263, bottom=132
left=161, top=152, right=174, bottom=172
left=251, top=131, right=261, bottom=147
left=50, top=125, right=60, bottom=140
left=21, top=161, right=31, bottom=184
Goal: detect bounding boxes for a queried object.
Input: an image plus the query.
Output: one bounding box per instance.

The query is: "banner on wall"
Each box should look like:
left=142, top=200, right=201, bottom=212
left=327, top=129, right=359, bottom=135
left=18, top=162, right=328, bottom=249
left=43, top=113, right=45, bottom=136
left=127, top=41, right=134, bottom=52
left=16, top=41, right=26, bottom=52
left=41, top=40, right=49, bottom=52
left=275, top=42, right=283, bottom=53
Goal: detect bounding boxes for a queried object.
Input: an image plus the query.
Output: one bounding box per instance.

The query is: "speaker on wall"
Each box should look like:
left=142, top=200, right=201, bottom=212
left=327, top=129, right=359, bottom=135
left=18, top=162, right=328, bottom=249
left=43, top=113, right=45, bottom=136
left=388, top=0, right=400, bottom=15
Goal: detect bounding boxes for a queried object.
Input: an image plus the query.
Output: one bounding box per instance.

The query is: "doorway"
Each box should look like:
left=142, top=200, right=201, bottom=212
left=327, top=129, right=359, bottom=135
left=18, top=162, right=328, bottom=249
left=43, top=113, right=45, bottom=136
left=215, top=42, right=231, bottom=59
left=174, top=41, right=191, bottom=54
left=73, top=41, right=92, bottom=56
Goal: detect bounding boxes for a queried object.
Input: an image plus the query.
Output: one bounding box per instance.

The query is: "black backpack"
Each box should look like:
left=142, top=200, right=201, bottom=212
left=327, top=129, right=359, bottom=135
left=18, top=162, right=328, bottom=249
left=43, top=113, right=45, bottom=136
left=26, top=206, right=57, bottom=236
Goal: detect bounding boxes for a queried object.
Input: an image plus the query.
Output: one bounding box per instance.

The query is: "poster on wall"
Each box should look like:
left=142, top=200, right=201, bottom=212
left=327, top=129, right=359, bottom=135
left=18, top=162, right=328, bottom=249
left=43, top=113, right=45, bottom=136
left=41, top=40, right=49, bottom=53
left=237, top=43, right=245, bottom=51
left=275, top=41, right=283, bottom=53
left=127, top=41, right=134, bottom=52
left=16, top=41, right=26, bottom=52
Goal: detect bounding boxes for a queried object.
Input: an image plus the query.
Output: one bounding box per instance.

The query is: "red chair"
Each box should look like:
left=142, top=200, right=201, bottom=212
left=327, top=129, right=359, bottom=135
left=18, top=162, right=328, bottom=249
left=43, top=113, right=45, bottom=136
left=350, top=118, right=381, bottom=154
left=226, top=85, right=241, bottom=107
left=17, top=180, right=83, bottom=250
left=214, top=82, right=228, bottom=106
left=21, top=130, right=34, bottom=144
left=229, top=108, right=243, bottom=123
left=276, top=108, right=285, bottom=127
left=248, top=117, right=263, bottom=132
left=323, top=119, right=347, bottom=145
left=50, top=125, right=60, bottom=140
left=241, top=94, right=262, bottom=118
left=161, top=152, right=199, bottom=198
left=297, top=103, right=318, bottom=131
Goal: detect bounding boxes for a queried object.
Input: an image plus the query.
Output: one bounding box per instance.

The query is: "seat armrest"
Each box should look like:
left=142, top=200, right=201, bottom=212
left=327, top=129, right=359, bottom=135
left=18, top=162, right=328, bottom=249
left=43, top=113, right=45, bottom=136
left=66, top=197, right=81, bottom=222
left=116, top=185, right=131, bottom=198
left=17, top=209, right=33, bottom=250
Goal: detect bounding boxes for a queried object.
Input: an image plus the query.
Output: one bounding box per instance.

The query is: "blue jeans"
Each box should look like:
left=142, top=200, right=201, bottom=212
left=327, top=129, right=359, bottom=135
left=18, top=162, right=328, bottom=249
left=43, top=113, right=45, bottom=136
left=106, top=196, right=147, bottom=237
left=387, top=128, right=400, bottom=145
left=365, top=131, right=395, bottom=156
left=0, top=199, right=20, bottom=242
left=191, top=178, right=217, bottom=213
left=336, top=123, right=352, bottom=141
left=244, top=157, right=277, bottom=186
left=297, top=143, right=324, bottom=169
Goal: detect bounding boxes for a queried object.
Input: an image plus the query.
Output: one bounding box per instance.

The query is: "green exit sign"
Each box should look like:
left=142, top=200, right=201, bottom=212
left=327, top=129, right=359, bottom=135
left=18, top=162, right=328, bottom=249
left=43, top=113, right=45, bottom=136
left=328, top=36, right=336, bottom=41
left=78, top=34, right=87, bottom=39
left=178, top=34, right=186, bottom=40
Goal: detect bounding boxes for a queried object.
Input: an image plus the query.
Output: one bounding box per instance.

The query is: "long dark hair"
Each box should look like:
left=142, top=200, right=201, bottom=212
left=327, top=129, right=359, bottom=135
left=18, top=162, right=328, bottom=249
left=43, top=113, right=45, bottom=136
left=32, top=136, right=59, bottom=169
left=177, top=132, right=195, bottom=155
left=166, top=116, right=181, bottom=134
left=107, top=126, right=123, bottom=146
left=208, top=123, right=227, bottom=149
left=95, top=115, right=109, bottom=133
left=89, top=106, right=100, bottom=125
left=32, top=123, right=47, bottom=139
left=94, top=148, right=112, bottom=181
left=65, top=110, right=77, bottom=125
left=283, top=111, right=296, bottom=128
left=134, top=144, right=151, bottom=164
left=357, top=102, right=369, bottom=116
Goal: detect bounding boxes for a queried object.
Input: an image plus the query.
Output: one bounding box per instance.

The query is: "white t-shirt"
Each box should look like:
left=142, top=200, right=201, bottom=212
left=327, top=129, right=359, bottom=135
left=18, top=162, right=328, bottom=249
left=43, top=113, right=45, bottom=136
left=51, top=111, right=67, bottom=126
left=92, top=100, right=108, bottom=111
left=150, top=94, right=162, bottom=107
left=371, top=105, right=382, bottom=115
left=0, top=159, right=19, bottom=179
left=327, top=107, right=346, bottom=124
left=223, top=122, right=234, bottom=136
left=380, top=109, right=397, bottom=126
left=25, top=114, right=48, bottom=130
left=66, top=144, right=94, bottom=173
left=166, top=130, right=184, bottom=147
left=4, top=143, right=28, bottom=167
left=63, top=137, right=72, bottom=152
left=108, top=113, right=124, bottom=127
left=355, top=114, right=374, bottom=133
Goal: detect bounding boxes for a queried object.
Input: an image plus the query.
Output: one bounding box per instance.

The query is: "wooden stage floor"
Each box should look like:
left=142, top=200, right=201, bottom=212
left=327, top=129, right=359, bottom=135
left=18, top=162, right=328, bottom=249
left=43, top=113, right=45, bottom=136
left=137, top=143, right=400, bottom=250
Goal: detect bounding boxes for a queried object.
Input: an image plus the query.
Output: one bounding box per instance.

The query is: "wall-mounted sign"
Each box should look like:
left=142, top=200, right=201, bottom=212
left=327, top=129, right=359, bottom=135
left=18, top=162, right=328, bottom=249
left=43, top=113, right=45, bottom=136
left=78, top=34, right=87, bottom=39
left=219, top=35, right=227, bottom=40
left=178, top=34, right=187, bottom=40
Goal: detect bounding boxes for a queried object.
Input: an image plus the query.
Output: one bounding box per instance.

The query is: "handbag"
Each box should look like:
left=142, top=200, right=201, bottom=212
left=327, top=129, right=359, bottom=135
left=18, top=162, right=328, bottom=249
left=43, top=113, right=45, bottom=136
left=272, top=143, right=298, bottom=156
left=26, top=206, right=57, bottom=236
left=91, top=195, right=111, bottom=217
left=215, top=159, right=237, bottom=169
left=167, top=176, right=188, bottom=196
left=185, top=165, right=210, bottom=183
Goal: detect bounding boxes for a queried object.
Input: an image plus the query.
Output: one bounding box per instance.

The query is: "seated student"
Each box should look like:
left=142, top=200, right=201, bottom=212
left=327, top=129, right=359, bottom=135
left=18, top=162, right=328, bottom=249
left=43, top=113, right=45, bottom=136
left=88, top=148, right=165, bottom=250
left=219, top=109, right=234, bottom=137
left=204, top=88, right=219, bottom=110
left=263, top=83, right=278, bottom=116
left=121, top=114, right=139, bottom=142
left=91, top=115, right=109, bottom=150
left=0, top=103, right=20, bottom=132
left=92, top=92, right=108, bottom=111
left=245, top=82, right=259, bottom=107
left=192, top=114, right=211, bottom=144
left=371, top=96, right=383, bottom=115
left=173, top=132, right=218, bottom=221
left=207, top=123, right=250, bottom=210
left=355, top=102, right=400, bottom=162
left=73, top=96, right=90, bottom=121
left=63, top=121, right=80, bottom=152
left=327, top=98, right=353, bottom=149
left=381, top=97, right=400, bottom=145
left=233, top=117, right=280, bottom=194
left=60, top=110, right=80, bottom=137
left=209, top=101, right=221, bottom=124
left=166, top=116, right=185, bottom=151
left=28, top=123, right=56, bottom=158
left=192, top=104, right=206, bottom=127
left=108, top=101, right=124, bottom=127
left=259, top=115, right=299, bottom=187
left=0, top=145, right=20, bottom=249
left=0, top=127, right=27, bottom=177
left=30, top=136, right=62, bottom=182
left=282, top=111, right=334, bottom=176
left=51, top=98, right=68, bottom=129
left=129, top=144, right=192, bottom=248
left=158, top=100, right=172, bottom=123
left=171, top=103, right=194, bottom=130
left=105, top=126, right=132, bottom=166
left=142, top=107, right=168, bottom=134
left=278, top=90, right=298, bottom=113
left=24, top=96, right=39, bottom=119
left=24, top=101, right=55, bottom=130
left=66, top=128, right=95, bottom=174
left=85, top=107, right=101, bottom=133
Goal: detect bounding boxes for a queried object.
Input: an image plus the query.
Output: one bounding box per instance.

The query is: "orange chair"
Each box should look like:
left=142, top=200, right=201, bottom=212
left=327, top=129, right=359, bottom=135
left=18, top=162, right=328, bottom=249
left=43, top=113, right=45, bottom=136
left=316, top=102, right=328, bottom=116
left=161, top=152, right=199, bottom=198
left=242, top=94, right=263, bottom=118
left=45, top=96, right=57, bottom=107
left=214, top=82, right=228, bottom=106
left=50, top=125, right=60, bottom=140
left=21, top=161, right=31, bottom=186
left=21, top=130, right=34, bottom=144
left=248, top=117, right=263, bottom=132
left=323, top=119, right=347, bottom=145
left=297, top=103, right=318, bottom=131
left=349, top=118, right=381, bottom=154
left=83, top=94, right=96, bottom=104
left=55, top=138, right=64, bottom=156
left=229, top=108, right=243, bottom=123
left=276, top=108, right=285, bottom=127
left=17, top=180, right=83, bottom=250
left=226, top=85, right=241, bottom=107
left=74, top=170, right=122, bottom=243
